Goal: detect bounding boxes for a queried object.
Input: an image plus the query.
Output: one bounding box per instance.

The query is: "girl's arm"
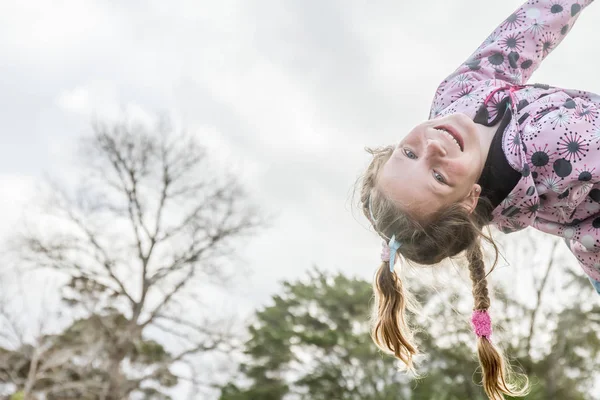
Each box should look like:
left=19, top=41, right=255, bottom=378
left=440, top=0, right=594, bottom=86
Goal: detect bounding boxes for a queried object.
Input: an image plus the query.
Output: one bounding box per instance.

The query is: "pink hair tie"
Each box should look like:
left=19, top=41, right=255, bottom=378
left=470, top=309, right=492, bottom=339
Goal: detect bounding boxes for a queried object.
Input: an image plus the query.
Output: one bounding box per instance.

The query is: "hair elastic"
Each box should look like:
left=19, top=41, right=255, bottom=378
left=470, top=309, right=492, bottom=339
left=381, top=235, right=402, bottom=272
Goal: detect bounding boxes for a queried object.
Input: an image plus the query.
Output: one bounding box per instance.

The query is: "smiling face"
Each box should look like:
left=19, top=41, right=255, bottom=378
left=377, top=113, right=487, bottom=221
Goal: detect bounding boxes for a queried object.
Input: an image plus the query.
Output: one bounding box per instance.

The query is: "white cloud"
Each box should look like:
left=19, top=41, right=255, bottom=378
left=56, top=81, right=120, bottom=117
left=0, top=1, right=124, bottom=68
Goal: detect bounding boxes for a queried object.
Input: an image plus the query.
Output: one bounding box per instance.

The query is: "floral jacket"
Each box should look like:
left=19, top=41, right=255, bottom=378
left=428, top=0, right=600, bottom=291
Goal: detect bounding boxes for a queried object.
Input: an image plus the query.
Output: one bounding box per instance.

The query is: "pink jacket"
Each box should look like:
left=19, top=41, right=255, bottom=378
left=428, top=0, right=600, bottom=287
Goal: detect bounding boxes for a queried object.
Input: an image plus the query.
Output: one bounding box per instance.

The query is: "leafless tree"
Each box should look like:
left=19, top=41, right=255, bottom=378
left=10, top=116, right=263, bottom=399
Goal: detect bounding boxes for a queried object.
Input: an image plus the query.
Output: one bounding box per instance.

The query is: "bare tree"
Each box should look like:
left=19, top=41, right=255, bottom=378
left=10, top=116, right=263, bottom=399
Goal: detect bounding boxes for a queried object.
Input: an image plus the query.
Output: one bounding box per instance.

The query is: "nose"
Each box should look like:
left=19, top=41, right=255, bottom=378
left=425, top=138, right=447, bottom=158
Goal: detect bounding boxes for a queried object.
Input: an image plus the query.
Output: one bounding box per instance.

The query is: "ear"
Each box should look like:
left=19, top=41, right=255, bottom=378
left=460, top=184, right=481, bottom=214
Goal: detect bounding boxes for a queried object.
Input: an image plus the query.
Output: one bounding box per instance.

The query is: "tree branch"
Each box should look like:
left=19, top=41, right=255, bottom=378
left=525, top=238, right=560, bottom=360
left=64, top=209, right=137, bottom=307
left=141, top=265, right=196, bottom=327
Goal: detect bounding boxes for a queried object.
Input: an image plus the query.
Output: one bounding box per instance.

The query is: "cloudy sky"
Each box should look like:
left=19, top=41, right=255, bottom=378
left=1, top=0, right=599, bottom=396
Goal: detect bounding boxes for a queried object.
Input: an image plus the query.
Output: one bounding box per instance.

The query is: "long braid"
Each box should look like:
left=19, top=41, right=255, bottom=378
left=372, top=262, right=418, bottom=370
left=466, top=244, right=528, bottom=400
left=360, top=147, right=420, bottom=372
left=467, top=245, right=491, bottom=311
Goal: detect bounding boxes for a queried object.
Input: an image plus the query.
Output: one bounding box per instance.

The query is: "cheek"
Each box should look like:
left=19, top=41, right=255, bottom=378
left=446, top=159, right=473, bottom=178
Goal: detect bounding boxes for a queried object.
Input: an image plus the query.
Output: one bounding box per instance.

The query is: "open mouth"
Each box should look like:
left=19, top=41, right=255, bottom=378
left=435, top=125, right=463, bottom=152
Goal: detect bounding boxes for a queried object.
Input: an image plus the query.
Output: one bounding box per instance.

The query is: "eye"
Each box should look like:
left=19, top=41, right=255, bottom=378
left=433, top=171, right=447, bottom=184
left=403, top=149, right=417, bottom=159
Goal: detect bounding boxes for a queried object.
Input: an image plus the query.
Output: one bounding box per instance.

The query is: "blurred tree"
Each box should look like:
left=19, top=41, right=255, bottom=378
left=0, top=312, right=177, bottom=399
left=1, top=116, right=263, bottom=399
left=220, top=243, right=600, bottom=400
left=219, top=268, right=414, bottom=400
left=494, top=233, right=600, bottom=400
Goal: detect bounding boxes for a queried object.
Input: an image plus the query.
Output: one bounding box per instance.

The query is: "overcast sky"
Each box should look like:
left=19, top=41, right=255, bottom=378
left=1, top=0, right=600, bottom=397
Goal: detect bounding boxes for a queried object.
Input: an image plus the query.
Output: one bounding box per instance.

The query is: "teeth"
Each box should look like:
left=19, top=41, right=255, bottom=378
left=436, top=128, right=461, bottom=150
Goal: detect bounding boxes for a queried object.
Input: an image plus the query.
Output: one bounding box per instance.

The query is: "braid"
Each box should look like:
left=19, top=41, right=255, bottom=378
left=467, top=245, right=490, bottom=311
left=466, top=241, right=529, bottom=400
left=361, top=148, right=420, bottom=373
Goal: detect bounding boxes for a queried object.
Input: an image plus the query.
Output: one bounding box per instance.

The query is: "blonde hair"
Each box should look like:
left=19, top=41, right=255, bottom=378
left=359, top=146, right=529, bottom=400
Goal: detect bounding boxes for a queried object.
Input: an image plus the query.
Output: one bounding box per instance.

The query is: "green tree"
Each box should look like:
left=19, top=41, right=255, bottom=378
left=221, top=246, right=600, bottom=400
left=0, top=311, right=177, bottom=399
left=220, top=268, right=412, bottom=400
left=494, top=234, right=600, bottom=400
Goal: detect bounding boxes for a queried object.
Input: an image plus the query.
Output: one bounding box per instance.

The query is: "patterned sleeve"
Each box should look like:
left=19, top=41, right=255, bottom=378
left=431, top=0, right=594, bottom=109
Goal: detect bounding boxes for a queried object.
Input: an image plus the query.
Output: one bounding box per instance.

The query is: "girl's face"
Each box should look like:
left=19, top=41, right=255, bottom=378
left=377, top=113, right=486, bottom=220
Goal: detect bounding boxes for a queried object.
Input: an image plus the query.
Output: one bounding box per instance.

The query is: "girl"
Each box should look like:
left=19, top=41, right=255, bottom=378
left=360, top=1, right=597, bottom=399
